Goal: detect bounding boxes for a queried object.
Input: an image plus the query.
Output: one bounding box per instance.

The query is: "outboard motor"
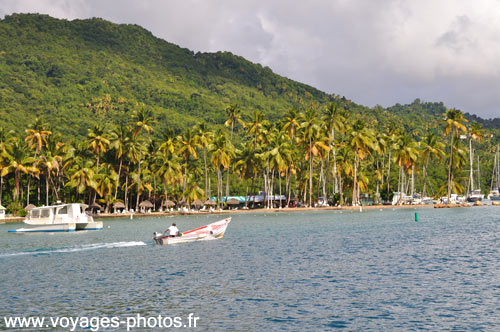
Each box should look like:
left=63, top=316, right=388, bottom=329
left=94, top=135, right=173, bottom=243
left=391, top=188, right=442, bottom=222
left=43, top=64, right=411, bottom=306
left=153, top=232, right=163, bottom=245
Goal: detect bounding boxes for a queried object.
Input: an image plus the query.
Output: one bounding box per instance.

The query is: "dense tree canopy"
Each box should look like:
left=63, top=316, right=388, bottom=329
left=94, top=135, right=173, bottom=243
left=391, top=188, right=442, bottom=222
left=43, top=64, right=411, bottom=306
left=0, top=14, right=499, bottom=214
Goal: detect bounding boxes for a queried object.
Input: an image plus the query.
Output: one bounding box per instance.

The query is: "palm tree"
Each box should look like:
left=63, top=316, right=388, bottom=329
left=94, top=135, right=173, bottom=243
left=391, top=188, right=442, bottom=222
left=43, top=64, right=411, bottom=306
left=282, top=109, right=301, bottom=145
left=299, top=109, right=329, bottom=207
left=86, top=125, right=110, bottom=204
left=110, top=124, right=131, bottom=200
left=420, top=132, right=445, bottom=197
left=177, top=128, right=200, bottom=192
left=183, top=175, right=205, bottom=208
left=467, top=121, right=485, bottom=195
left=268, top=129, right=292, bottom=208
left=0, top=128, right=15, bottom=206
left=24, top=118, right=52, bottom=205
left=155, top=150, right=183, bottom=205
left=94, top=163, right=118, bottom=213
left=40, top=145, right=63, bottom=205
left=24, top=118, right=52, bottom=155
left=245, top=110, right=267, bottom=150
left=334, top=143, right=354, bottom=205
left=131, top=108, right=156, bottom=139
left=86, top=125, right=110, bottom=169
left=393, top=133, right=419, bottom=202
left=443, top=109, right=468, bottom=203
left=224, top=104, right=243, bottom=198
left=384, top=122, right=400, bottom=198
left=322, top=102, right=345, bottom=196
left=210, top=130, right=234, bottom=209
left=194, top=123, right=213, bottom=196
left=234, top=142, right=258, bottom=207
left=348, top=119, right=376, bottom=206
left=1, top=139, right=38, bottom=202
left=66, top=156, right=96, bottom=202
left=130, top=109, right=156, bottom=210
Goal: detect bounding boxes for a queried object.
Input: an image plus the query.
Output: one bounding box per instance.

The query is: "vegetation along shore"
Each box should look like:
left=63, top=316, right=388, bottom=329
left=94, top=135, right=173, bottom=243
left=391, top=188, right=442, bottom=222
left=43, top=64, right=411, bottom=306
left=1, top=14, right=499, bottom=217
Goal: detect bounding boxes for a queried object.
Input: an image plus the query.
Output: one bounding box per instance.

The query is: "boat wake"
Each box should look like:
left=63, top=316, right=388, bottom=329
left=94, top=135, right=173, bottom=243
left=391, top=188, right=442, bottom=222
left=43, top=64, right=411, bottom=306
left=0, top=241, right=147, bottom=258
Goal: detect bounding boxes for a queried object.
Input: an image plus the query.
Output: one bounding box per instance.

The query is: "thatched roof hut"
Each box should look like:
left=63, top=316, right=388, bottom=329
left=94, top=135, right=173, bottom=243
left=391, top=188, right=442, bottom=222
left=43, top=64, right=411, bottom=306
left=113, top=202, right=126, bottom=209
left=204, top=199, right=216, bottom=206
left=163, top=200, right=175, bottom=207
left=226, top=198, right=240, bottom=205
left=24, top=204, right=36, bottom=211
left=139, top=200, right=154, bottom=208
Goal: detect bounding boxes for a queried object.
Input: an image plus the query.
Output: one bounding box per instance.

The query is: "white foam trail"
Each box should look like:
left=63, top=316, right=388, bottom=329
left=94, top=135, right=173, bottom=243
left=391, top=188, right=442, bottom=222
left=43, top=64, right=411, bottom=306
left=0, top=241, right=147, bottom=258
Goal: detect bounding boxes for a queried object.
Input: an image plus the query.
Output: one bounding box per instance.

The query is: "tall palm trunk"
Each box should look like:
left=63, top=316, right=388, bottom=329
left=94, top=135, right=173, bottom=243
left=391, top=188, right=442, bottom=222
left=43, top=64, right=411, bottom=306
left=226, top=124, right=234, bottom=199
left=14, top=169, right=21, bottom=202
left=309, top=137, right=313, bottom=207
left=376, top=159, right=380, bottom=204
left=135, top=154, right=142, bottom=212
left=37, top=178, right=40, bottom=203
left=217, top=166, right=221, bottom=209
left=203, top=149, right=208, bottom=197
left=422, top=156, right=430, bottom=197
left=468, top=138, right=474, bottom=195
left=286, top=169, right=291, bottom=207
left=244, top=177, right=249, bottom=208
left=386, top=150, right=392, bottom=197
left=46, top=174, right=50, bottom=206
left=320, top=160, right=326, bottom=202
left=447, top=134, right=454, bottom=203
left=352, top=152, right=358, bottom=206
left=124, top=166, right=129, bottom=210
left=397, top=166, right=402, bottom=204
left=279, top=172, right=282, bottom=208
left=114, top=157, right=122, bottom=200
left=0, top=175, right=3, bottom=206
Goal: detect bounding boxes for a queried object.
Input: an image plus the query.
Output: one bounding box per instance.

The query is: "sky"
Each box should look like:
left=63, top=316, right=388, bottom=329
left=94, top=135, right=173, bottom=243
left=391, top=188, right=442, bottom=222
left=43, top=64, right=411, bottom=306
left=1, top=0, right=500, bottom=119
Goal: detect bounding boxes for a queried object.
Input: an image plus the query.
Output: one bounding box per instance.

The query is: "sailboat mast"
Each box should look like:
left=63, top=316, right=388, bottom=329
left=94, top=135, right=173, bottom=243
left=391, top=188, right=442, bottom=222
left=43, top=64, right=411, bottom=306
left=490, top=144, right=500, bottom=192
left=477, top=154, right=481, bottom=193
left=491, top=147, right=497, bottom=191
left=469, top=137, right=474, bottom=194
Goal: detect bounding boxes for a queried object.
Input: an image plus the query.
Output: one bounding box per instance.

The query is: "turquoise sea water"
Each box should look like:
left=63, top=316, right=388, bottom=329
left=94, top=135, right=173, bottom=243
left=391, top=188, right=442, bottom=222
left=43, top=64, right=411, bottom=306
left=1, top=207, right=499, bottom=331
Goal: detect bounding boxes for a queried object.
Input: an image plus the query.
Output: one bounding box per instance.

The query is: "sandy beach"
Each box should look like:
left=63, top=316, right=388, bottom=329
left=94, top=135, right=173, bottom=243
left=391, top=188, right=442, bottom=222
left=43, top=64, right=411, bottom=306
left=3, top=202, right=495, bottom=224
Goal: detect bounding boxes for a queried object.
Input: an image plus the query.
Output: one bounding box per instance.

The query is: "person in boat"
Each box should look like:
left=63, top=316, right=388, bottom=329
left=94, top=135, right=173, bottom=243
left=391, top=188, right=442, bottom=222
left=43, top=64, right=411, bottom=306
left=165, top=222, right=180, bottom=237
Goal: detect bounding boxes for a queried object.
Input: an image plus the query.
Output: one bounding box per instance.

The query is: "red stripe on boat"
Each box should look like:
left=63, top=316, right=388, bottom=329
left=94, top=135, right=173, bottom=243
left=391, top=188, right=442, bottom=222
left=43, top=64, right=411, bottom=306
left=183, top=225, right=208, bottom=235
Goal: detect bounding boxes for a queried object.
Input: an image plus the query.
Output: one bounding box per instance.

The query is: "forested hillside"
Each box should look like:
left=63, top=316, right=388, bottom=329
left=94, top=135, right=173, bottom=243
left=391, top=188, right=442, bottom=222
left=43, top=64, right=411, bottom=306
left=1, top=14, right=499, bottom=214
left=1, top=14, right=497, bottom=140
left=0, top=13, right=334, bottom=138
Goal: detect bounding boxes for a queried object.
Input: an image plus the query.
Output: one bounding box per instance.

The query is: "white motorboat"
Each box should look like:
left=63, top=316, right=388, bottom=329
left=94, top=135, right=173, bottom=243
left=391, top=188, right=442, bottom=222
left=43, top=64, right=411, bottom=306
left=440, top=194, right=466, bottom=204
left=488, top=188, right=500, bottom=201
left=153, top=217, right=231, bottom=245
left=466, top=189, right=484, bottom=203
left=8, top=203, right=103, bottom=233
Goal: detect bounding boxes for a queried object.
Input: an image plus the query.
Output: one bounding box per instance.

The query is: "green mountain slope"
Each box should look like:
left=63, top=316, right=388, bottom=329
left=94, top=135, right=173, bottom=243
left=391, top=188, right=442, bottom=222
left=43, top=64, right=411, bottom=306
left=0, top=13, right=334, bottom=137
left=0, top=13, right=498, bottom=139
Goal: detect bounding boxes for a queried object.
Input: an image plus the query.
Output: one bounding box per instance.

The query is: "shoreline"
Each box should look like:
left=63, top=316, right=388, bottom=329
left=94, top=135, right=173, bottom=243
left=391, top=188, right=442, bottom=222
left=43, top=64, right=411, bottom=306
left=1, top=202, right=496, bottom=224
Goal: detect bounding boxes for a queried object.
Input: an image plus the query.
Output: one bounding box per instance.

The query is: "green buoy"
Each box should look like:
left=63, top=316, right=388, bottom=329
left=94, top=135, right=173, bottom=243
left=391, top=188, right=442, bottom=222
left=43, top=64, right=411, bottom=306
left=415, top=212, right=419, bottom=222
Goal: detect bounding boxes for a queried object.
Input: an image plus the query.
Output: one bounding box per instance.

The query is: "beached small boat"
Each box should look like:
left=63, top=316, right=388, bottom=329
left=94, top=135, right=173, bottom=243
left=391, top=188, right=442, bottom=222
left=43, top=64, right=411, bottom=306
left=8, top=203, right=103, bottom=233
left=153, top=217, right=231, bottom=245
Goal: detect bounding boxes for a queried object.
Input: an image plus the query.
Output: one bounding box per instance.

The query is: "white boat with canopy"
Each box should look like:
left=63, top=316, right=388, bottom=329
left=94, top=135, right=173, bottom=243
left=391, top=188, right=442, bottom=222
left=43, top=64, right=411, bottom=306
left=8, top=203, right=103, bottom=233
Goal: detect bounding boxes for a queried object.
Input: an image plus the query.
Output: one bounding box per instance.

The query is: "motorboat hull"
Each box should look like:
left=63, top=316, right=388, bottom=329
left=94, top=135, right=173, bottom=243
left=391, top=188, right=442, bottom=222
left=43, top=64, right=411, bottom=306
left=153, top=217, right=231, bottom=245
left=8, top=223, right=76, bottom=233
left=9, top=203, right=103, bottom=233
left=76, top=221, right=103, bottom=231
left=466, top=195, right=484, bottom=202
